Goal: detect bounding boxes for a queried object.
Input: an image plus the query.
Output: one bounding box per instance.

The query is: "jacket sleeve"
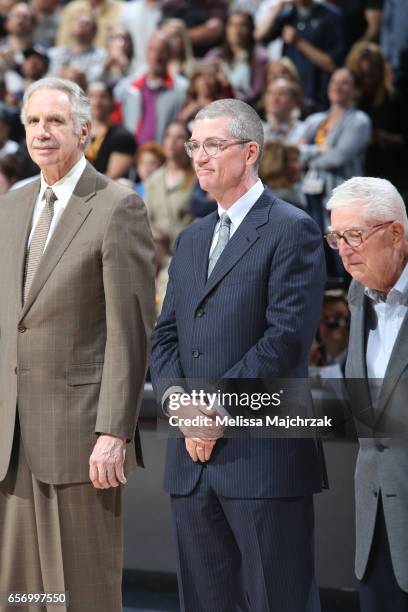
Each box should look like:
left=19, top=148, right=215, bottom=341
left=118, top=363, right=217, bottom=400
left=150, top=234, right=187, bottom=402
left=95, top=192, right=156, bottom=439
left=222, top=215, right=326, bottom=379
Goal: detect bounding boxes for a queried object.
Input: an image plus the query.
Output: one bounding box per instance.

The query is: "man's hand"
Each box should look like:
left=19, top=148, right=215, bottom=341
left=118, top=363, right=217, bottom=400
left=282, top=25, right=298, bottom=46
left=185, top=437, right=217, bottom=462
left=89, top=434, right=127, bottom=489
left=169, top=398, right=224, bottom=439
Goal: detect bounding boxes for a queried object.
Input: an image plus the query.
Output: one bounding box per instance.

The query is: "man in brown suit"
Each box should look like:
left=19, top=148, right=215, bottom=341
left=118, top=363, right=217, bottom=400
left=0, top=77, right=156, bottom=611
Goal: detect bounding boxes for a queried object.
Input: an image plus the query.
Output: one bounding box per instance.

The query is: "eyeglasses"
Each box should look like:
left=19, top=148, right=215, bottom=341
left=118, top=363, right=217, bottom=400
left=184, top=138, right=252, bottom=159
left=325, top=221, right=394, bottom=250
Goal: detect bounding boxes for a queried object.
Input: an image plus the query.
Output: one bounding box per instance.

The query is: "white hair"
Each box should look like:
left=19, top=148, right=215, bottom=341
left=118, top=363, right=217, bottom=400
left=20, top=77, right=92, bottom=150
left=326, top=176, right=408, bottom=234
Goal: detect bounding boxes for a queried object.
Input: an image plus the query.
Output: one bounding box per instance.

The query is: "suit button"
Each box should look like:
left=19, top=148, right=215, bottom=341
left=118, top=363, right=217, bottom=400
left=196, top=309, right=205, bottom=318
left=17, top=324, right=26, bottom=333
left=14, top=367, right=18, bottom=375
left=192, top=350, right=200, bottom=358
left=376, top=443, right=388, bottom=452
left=373, top=491, right=378, bottom=498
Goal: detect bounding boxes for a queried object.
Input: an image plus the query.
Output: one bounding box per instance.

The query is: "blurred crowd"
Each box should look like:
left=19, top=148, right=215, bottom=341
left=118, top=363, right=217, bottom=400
left=0, top=0, right=407, bottom=366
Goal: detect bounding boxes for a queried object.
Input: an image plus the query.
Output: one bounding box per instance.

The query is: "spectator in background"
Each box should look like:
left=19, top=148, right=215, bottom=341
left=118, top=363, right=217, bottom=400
left=205, top=10, right=268, bottom=105
left=120, top=32, right=187, bottom=144
left=260, top=140, right=305, bottom=208
left=347, top=42, right=408, bottom=194
left=255, top=0, right=345, bottom=112
left=159, top=18, right=195, bottom=81
left=0, top=152, right=18, bottom=193
left=31, top=0, right=61, bottom=48
left=161, top=0, right=228, bottom=58
left=49, top=13, right=106, bottom=83
left=86, top=80, right=136, bottom=178
left=316, top=287, right=349, bottom=370
left=56, top=64, right=87, bottom=90
left=178, top=63, right=227, bottom=128
left=331, top=0, right=383, bottom=52
left=262, top=77, right=304, bottom=143
left=100, top=26, right=135, bottom=89
left=120, top=0, right=161, bottom=74
left=0, top=105, right=18, bottom=158
left=144, top=121, right=195, bottom=246
left=300, top=67, right=371, bottom=232
left=266, top=55, right=301, bottom=85
left=135, top=141, right=165, bottom=197
left=0, top=3, right=35, bottom=72
left=57, top=0, right=123, bottom=49
left=152, top=225, right=172, bottom=316
left=381, top=0, right=408, bottom=84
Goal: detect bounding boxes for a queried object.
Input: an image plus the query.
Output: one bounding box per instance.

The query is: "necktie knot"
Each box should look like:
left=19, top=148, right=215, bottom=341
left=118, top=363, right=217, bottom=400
left=44, top=187, right=57, bottom=214
left=219, top=212, right=231, bottom=229
left=207, top=213, right=231, bottom=279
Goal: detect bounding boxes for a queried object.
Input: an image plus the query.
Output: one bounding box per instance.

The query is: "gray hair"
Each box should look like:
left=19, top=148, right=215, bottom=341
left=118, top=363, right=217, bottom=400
left=194, top=98, right=264, bottom=171
left=326, top=176, right=408, bottom=234
left=21, top=77, right=92, bottom=150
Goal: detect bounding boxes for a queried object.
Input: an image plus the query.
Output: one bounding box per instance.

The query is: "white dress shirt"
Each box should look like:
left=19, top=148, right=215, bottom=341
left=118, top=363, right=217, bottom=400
left=209, top=179, right=264, bottom=256
left=365, top=263, right=408, bottom=405
left=28, top=156, right=87, bottom=252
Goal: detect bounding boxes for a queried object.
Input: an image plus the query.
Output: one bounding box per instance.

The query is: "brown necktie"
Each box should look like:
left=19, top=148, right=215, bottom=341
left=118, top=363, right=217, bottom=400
left=23, top=187, right=57, bottom=304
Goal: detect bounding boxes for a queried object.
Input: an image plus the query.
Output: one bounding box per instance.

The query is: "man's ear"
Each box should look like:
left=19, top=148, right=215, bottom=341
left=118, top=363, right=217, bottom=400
left=391, top=221, right=405, bottom=246
left=247, top=142, right=259, bottom=168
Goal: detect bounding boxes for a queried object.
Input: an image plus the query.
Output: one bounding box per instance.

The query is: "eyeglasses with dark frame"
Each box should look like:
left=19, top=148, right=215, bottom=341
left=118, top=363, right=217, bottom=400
left=325, top=221, right=395, bottom=250
left=184, top=138, right=252, bottom=159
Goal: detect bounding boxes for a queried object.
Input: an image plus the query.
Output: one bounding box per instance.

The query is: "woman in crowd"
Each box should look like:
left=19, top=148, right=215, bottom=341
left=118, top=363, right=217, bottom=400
left=262, top=77, right=304, bottom=143
left=178, top=63, right=227, bottom=127
left=159, top=18, right=195, bottom=80
left=134, top=142, right=165, bottom=198
left=86, top=81, right=137, bottom=179
left=266, top=57, right=301, bottom=86
left=346, top=41, right=408, bottom=192
left=144, top=121, right=195, bottom=246
left=205, top=10, right=268, bottom=105
left=101, top=26, right=136, bottom=89
left=300, top=67, right=371, bottom=231
left=260, top=141, right=305, bottom=208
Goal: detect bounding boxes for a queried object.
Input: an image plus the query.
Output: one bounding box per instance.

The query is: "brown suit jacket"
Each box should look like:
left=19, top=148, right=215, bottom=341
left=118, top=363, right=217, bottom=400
left=0, top=162, right=156, bottom=484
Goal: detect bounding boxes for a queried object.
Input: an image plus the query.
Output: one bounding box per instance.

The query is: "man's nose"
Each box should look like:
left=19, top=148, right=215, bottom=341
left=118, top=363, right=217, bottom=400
left=337, top=237, right=353, bottom=258
left=194, top=145, right=210, bottom=164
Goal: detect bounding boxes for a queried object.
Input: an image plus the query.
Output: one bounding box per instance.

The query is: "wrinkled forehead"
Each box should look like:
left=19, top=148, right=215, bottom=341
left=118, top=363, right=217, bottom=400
left=330, top=202, right=369, bottom=229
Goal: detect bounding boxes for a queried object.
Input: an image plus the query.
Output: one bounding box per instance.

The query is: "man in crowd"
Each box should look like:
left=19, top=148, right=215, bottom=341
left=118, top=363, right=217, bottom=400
left=0, top=77, right=155, bottom=611
left=326, top=176, right=408, bottom=612
left=151, top=99, right=326, bottom=611
left=120, top=32, right=187, bottom=144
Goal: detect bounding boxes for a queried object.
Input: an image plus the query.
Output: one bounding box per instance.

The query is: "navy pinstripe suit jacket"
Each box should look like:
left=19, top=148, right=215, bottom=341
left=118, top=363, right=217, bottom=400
left=150, top=188, right=327, bottom=497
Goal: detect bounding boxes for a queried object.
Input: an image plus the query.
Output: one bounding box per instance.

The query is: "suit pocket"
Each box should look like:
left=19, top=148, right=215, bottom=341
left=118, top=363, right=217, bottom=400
left=67, top=364, right=103, bottom=386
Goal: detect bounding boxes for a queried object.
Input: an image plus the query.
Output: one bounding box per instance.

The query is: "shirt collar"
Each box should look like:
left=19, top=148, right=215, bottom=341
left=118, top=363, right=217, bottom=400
left=217, top=179, right=264, bottom=229
left=364, top=261, right=408, bottom=305
left=39, top=156, right=86, bottom=206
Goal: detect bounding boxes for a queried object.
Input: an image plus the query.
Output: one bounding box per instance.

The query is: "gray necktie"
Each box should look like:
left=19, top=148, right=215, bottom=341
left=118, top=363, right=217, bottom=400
left=23, top=187, right=57, bottom=303
left=207, top=212, right=231, bottom=279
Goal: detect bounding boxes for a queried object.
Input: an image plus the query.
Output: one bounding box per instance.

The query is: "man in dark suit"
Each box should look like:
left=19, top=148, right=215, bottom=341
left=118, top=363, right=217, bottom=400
left=326, top=176, right=408, bottom=612
left=0, top=77, right=155, bottom=611
left=150, top=99, right=326, bottom=611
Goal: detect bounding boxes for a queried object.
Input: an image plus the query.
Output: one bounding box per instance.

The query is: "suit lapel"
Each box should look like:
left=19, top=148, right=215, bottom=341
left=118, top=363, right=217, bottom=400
left=20, top=163, right=97, bottom=319
left=375, top=308, right=408, bottom=421
left=192, top=212, right=218, bottom=292
left=15, top=179, right=41, bottom=309
left=347, top=285, right=375, bottom=428
left=198, top=192, right=271, bottom=303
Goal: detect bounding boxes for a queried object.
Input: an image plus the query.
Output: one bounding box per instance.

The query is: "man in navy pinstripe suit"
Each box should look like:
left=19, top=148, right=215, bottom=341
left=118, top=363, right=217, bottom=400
left=150, top=99, right=326, bottom=612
